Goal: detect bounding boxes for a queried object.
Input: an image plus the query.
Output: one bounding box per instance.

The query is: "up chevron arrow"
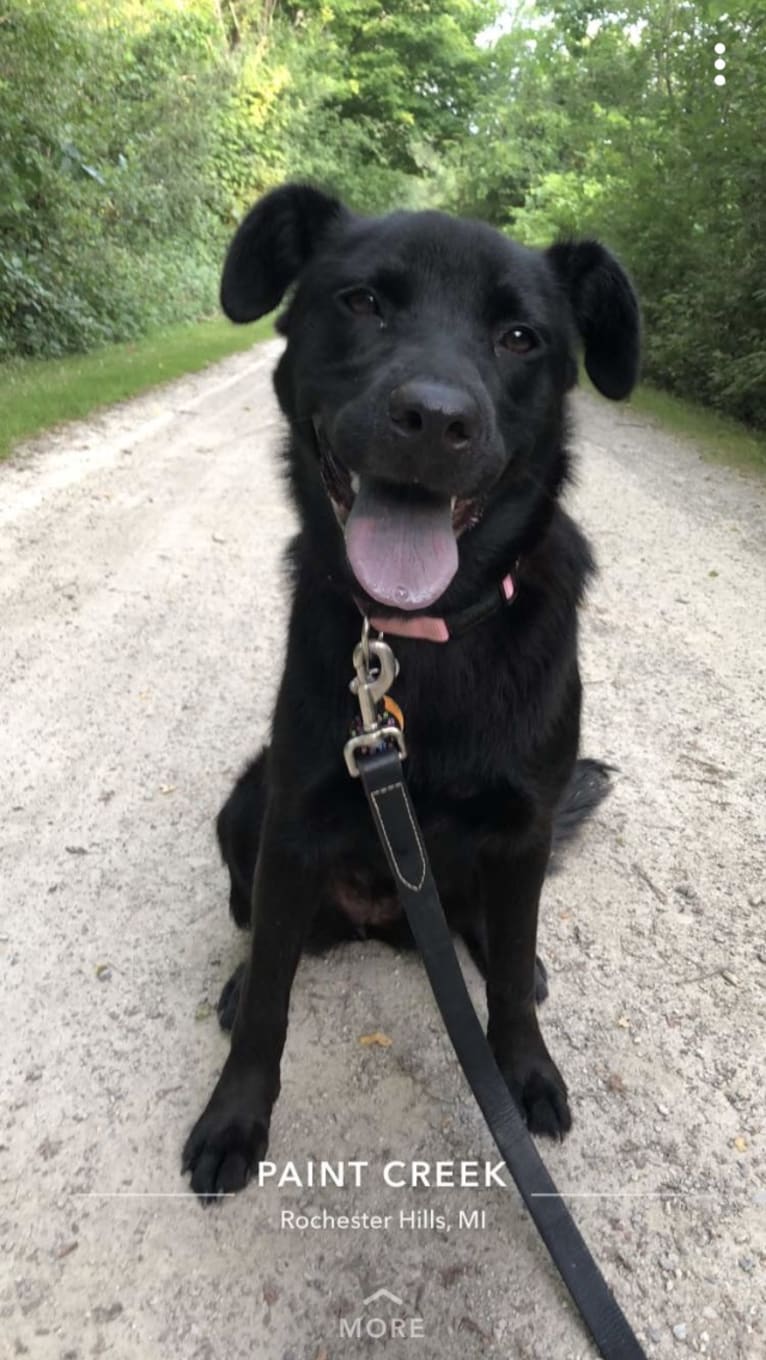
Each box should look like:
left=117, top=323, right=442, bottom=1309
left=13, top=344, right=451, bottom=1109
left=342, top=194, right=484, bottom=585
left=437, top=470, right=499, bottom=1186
left=362, top=1288, right=405, bottom=1307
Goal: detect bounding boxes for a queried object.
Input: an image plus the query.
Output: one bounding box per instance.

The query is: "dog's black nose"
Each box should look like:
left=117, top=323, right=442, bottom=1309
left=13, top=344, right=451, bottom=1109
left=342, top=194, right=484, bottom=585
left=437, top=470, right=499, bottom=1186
left=389, top=381, right=477, bottom=452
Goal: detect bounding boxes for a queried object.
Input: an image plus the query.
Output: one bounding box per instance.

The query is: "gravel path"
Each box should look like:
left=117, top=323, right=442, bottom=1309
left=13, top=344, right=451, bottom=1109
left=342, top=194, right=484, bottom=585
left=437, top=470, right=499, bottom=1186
left=1, top=341, right=763, bottom=1360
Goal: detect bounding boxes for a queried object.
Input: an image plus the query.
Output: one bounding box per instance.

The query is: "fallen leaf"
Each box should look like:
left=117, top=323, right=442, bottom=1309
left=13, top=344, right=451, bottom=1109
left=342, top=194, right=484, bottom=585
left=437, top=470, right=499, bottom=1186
left=616, top=1015, right=631, bottom=1029
left=195, top=1001, right=213, bottom=1021
left=734, top=1136, right=747, bottom=1152
left=95, top=963, right=112, bottom=982
left=606, top=1072, right=626, bottom=1094
left=159, top=784, right=176, bottom=795
left=359, top=1031, right=392, bottom=1048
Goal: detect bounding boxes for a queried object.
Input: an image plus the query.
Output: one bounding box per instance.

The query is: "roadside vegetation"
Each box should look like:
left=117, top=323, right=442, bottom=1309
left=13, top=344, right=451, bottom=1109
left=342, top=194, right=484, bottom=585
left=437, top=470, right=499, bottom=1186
left=624, top=386, right=766, bottom=475
left=1, top=2, right=763, bottom=456
left=0, top=315, right=274, bottom=459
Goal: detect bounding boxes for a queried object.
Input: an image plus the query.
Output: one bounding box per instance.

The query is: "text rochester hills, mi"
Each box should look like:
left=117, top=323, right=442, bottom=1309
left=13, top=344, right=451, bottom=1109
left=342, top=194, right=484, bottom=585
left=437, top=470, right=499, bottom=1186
left=281, top=1207, right=489, bottom=1232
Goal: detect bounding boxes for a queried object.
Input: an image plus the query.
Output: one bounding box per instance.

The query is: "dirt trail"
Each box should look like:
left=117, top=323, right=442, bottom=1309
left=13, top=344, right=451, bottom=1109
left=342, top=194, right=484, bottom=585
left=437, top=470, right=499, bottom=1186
left=1, top=341, right=763, bottom=1359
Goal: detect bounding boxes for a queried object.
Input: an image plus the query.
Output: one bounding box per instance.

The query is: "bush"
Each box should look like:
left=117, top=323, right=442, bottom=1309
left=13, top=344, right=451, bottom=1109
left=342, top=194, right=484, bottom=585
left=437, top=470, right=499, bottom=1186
left=0, top=0, right=229, bottom=357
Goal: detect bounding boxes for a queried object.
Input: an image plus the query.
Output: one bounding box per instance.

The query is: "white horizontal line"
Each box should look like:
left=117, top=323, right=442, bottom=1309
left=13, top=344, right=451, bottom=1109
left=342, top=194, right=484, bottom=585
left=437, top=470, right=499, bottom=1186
left=70, top=1190, right=729, bottom=1201
left=532, top=1191, right=720, bottom=1199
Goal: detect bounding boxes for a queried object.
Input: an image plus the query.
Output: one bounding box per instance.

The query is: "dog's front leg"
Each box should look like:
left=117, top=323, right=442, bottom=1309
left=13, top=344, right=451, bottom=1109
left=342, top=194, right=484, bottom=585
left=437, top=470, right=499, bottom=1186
left=183, top=805, right=317, bottom=1199
left=482, top=831, right=572, bottom=1138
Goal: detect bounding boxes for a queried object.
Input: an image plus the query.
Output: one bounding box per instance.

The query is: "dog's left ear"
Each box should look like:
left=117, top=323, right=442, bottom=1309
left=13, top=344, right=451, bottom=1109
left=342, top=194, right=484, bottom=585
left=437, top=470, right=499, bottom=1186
left=546, top=241, right=640, bottom=399
left=221, top=183, right=346, bottom=323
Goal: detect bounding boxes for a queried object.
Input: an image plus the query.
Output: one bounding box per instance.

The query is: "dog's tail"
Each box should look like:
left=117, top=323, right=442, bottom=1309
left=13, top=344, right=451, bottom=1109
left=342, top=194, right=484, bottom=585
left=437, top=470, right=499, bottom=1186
left=549, top=758, right=613, bottom=871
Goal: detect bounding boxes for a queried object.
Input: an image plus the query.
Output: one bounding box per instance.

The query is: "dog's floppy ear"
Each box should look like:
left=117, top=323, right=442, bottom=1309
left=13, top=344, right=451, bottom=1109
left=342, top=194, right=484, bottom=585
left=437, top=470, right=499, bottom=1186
left=546, top=240, right=640, bottom=399
left=221, top=183, right=345, bottom=323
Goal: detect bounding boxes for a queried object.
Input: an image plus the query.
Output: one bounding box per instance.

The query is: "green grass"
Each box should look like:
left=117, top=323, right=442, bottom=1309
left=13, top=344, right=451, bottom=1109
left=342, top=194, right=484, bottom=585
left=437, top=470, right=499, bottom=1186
left=622, top=383, right=766, bottom=476
left=581, top=367, right=765, bottom=474
left=0, top=314, right=276, bottom=460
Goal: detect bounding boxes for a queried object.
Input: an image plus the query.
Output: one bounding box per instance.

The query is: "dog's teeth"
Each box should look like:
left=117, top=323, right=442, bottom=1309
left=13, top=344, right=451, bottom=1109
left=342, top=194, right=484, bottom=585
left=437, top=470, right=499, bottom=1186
left=450, top=496, right=457, bottom=510
left=351, top=473, right=360, bottom=494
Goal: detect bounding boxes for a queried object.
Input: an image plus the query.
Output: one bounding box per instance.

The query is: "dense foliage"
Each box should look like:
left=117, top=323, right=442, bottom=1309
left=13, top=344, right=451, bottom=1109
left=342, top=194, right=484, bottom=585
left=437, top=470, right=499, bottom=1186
left=1, top=1, right=763, bottom=425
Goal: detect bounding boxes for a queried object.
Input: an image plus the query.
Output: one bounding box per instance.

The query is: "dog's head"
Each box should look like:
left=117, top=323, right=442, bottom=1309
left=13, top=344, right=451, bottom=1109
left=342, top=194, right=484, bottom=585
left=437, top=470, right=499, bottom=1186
left=222, top=183, right=640, bottom=614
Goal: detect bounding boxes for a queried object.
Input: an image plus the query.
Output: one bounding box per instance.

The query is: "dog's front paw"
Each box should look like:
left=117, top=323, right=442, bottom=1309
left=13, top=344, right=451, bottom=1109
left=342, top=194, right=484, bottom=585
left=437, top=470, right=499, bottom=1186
left=502, top=1050, right=572, bottom=1140
left=182, top=1081, right=269, bottom=1202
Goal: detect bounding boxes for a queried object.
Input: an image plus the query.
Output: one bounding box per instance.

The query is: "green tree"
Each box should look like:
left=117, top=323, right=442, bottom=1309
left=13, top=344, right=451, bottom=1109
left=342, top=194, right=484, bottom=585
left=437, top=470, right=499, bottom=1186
left=1, top=0, right=764, bottom=426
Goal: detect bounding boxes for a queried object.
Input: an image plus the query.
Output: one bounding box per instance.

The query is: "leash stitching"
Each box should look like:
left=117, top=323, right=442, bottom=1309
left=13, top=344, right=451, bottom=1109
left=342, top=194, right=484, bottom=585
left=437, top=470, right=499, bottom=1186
left=370, top=781, right=427, bottom=891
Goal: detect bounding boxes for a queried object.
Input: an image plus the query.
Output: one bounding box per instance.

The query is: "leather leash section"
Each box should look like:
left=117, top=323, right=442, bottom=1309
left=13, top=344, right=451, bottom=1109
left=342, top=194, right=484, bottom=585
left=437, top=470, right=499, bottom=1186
left=357, top=745, right=647, bottom=1360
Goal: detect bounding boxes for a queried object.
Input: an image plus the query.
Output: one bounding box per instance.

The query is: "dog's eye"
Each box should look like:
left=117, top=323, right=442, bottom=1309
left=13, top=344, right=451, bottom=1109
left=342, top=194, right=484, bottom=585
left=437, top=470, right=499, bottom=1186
left=497, top=325, right=539, bottom=355
left=341, top=288, right=381, bottom=317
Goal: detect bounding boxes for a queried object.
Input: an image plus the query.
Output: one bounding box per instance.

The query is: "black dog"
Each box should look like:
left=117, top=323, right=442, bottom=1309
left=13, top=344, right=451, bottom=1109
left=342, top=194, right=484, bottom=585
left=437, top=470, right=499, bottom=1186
left=183, top=184, right=639, bottom=1200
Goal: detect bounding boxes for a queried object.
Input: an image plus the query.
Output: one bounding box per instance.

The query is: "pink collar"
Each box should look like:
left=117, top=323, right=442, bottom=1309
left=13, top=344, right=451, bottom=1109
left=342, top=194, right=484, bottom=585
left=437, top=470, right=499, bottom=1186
left=362, top=572, right=516, bottom=644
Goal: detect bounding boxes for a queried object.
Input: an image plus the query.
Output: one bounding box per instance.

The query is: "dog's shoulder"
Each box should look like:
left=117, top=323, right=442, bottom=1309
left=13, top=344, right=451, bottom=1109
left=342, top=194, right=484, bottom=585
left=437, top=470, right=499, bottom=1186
left=522, top=505, right=595, bottom=613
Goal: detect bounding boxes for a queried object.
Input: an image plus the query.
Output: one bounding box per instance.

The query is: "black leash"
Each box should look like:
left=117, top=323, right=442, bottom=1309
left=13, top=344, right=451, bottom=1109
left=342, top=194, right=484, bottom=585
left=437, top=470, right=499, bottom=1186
left=344, top=626, right=647, bottom=1360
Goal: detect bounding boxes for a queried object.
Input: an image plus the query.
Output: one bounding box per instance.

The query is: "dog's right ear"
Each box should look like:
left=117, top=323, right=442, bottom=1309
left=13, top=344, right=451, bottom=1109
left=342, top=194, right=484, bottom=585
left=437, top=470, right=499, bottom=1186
left=220, top=184, right=345, bottom=323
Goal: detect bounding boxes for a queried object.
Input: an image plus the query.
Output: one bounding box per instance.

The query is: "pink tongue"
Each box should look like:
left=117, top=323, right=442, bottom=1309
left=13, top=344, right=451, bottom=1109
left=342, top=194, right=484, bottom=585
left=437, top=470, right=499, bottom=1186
left=345, top=479, right=458, bottom=610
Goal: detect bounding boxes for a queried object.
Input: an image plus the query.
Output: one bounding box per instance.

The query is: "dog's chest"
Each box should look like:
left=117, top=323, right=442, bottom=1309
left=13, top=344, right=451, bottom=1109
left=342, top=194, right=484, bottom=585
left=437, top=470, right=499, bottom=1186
left=317, top=758, right=534, bottom=930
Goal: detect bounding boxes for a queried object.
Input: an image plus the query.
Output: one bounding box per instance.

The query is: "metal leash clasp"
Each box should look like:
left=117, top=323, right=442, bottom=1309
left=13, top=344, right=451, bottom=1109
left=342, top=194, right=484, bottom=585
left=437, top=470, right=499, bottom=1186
left=344, top=618, right=407, bottom=777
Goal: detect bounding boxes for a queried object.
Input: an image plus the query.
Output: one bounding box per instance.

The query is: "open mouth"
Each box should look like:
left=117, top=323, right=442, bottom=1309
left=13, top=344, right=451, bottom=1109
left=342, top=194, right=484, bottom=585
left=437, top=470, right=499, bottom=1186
left=316, top=429, right=487, bottom=611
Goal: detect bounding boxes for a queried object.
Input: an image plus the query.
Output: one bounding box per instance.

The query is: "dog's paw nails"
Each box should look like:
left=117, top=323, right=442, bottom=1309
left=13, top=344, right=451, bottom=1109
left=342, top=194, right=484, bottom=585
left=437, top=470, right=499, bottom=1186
left=520, top=1068, right=572, bottom=1138
left=182, top=1107, right=268, bottom=1202
left=505, top=1058, right=572, bottom=1140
